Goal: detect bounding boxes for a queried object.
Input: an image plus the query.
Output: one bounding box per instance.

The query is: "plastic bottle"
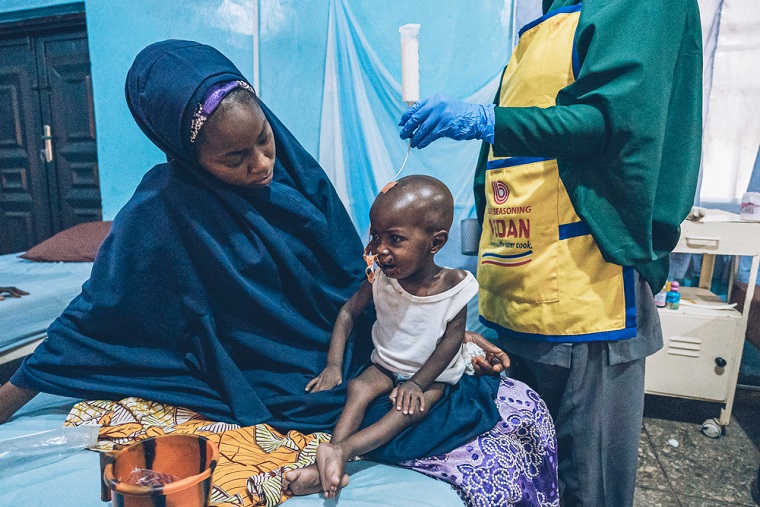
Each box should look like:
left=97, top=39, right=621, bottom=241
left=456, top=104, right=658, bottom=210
left=665, top=281, right=681, bottom=310
left=399, top=24, right=421, bottom=103
left=654, top=286, right=667, bottom=307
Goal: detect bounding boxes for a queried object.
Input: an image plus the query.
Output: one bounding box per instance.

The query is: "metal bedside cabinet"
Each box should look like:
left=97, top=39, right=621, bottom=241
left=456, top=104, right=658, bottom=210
left=644, top=212, right=760, bottom=437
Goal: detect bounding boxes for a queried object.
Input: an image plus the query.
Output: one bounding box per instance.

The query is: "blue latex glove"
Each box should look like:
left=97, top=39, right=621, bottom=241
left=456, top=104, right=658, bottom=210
left=398, top=94, right=495, bottom=149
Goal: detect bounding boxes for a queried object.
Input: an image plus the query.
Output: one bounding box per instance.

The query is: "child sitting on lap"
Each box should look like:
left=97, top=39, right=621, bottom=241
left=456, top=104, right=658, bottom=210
left=302, top=175, right=486, bottom=498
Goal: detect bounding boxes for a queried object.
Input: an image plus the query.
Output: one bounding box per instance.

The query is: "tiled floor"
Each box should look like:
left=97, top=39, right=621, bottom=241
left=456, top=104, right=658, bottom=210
left=635, top=389, right=760, bottom=506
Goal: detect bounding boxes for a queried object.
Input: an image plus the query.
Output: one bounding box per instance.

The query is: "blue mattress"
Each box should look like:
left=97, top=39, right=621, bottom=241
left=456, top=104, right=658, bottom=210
left=0, top=393, right=465, bottom=506
left=0, top=254, right=92, bottom=354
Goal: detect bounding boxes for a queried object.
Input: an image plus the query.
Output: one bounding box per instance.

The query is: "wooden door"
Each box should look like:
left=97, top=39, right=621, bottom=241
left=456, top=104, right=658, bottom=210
left=0, top=35, right=50, bottom=253
left=0, top=10, right=100, bottom=254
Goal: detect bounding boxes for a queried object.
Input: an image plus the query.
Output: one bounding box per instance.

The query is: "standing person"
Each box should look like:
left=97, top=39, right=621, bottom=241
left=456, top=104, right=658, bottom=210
left=303, top=175, right=485, bottom=498
left=398, top=1, right=702, bottom=506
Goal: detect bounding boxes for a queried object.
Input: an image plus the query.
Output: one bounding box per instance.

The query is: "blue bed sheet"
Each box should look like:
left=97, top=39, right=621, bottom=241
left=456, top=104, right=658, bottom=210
left=0, top=254, right=92, bottom=353
left=0, top=393, right=464, bottom=506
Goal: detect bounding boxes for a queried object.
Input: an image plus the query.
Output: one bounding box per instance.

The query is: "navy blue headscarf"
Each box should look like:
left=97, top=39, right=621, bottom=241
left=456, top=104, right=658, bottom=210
left=12, top=40, right=499, bottom=461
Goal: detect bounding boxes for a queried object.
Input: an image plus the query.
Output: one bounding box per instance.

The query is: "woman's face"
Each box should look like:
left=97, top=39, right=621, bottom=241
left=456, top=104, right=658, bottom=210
left=195, top=99, right=276, bottom=189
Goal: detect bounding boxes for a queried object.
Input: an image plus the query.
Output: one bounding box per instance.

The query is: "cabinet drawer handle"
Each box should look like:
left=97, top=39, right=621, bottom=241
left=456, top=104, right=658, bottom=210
left=684, top=236, right=720, bottom=247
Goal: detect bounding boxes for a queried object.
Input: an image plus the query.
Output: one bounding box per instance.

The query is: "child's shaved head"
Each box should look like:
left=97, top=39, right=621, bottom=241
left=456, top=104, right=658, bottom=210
left=370, top=175, right=454, bottom=232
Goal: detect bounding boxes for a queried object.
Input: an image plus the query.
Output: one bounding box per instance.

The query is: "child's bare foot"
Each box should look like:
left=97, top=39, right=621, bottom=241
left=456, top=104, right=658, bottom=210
left=282, top=464, right=348, bottom=496
left=316, top=442, right=349, bottom=498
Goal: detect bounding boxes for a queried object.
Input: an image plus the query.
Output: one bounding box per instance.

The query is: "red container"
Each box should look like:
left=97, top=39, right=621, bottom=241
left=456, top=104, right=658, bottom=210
left=102, top=434, right=219, bottom=507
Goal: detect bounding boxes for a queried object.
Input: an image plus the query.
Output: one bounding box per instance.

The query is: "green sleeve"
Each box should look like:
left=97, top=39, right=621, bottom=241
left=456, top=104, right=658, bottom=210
left=493, top=103, right=608, bottom=158
left=488, top=0, right=702, bottom=291
left=562, top=0, right=701, bottom=291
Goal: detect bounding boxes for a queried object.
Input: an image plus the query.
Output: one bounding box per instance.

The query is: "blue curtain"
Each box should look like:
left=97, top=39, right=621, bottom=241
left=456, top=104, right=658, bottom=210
left=260, top=0, right=538, bottom=270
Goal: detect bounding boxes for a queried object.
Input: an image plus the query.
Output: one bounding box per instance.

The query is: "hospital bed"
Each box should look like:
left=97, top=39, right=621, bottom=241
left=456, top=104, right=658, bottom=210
left=0, top=240, right=549, bottom=506
left=0, top=249, right=472, bottom=506
left=0, top=253, right=93, bottom=365
left=0, top=393, right=466, bottom=506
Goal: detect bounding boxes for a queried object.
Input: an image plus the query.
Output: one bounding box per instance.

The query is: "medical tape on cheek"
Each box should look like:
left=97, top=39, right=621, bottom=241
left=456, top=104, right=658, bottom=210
left=363, top=244, right=377, bottom=284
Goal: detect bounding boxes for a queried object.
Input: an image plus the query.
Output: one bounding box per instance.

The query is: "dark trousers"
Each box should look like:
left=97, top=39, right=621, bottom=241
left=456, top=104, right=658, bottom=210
left=510, top=343, right=645, bottom=507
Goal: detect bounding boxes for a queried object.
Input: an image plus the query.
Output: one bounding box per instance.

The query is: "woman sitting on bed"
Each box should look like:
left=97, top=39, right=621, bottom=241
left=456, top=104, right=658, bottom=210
left=0, top=40, right=557, bottom=504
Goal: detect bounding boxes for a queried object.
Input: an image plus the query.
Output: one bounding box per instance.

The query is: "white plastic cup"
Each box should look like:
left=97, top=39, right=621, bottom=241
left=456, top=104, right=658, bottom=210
left=399, top=24, right=420, bottom=104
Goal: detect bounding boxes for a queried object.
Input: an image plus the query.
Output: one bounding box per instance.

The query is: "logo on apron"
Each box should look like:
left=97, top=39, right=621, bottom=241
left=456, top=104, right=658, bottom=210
left=492, top=181, right=510, bottom=204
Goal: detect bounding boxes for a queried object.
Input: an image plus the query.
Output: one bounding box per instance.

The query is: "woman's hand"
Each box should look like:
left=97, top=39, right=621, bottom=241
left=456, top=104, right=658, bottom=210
left=0, top=382, right=38, bottom=424
left=305, top=365, right=342, bottom=393
left=465, top=331, right=510, bottom=376
left=390, top=380, right=425, bottom=415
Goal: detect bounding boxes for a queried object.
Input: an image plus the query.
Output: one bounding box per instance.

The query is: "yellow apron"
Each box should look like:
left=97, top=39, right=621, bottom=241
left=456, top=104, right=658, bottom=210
left=478, top=4, right=636, bottom=342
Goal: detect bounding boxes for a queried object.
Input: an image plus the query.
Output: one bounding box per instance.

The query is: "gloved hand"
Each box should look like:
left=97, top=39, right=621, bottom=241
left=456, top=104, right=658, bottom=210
left=398, top=94, right=495, bottom=149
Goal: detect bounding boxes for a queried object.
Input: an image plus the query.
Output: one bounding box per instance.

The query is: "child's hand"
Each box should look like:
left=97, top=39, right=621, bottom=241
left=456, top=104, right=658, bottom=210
left=465, top=331, right=510, bottom=375
left=389, top=380, right=425, bottom=415
left=305, top=366, right=342, bottom=393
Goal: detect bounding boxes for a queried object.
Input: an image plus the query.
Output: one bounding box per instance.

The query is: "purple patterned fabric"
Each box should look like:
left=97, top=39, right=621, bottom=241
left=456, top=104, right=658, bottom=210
left=401, top=378, right=559, bottom=507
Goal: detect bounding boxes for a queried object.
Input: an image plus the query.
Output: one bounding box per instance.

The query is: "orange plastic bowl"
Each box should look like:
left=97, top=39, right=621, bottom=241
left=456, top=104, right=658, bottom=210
left=102, top=434, right=219, bottom=507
